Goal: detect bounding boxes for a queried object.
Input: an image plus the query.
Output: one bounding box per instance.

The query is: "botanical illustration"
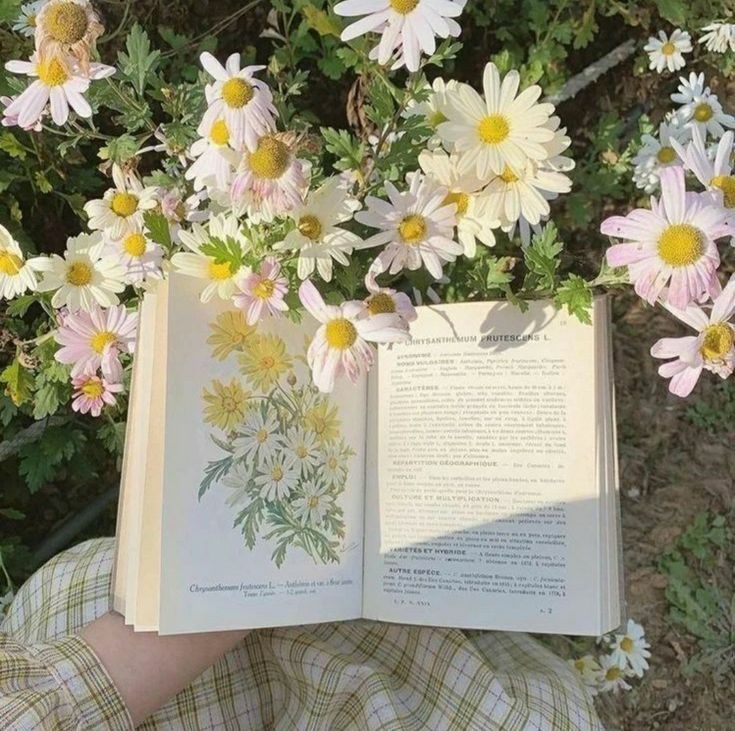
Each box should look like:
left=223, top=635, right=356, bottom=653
left=198, top=310, right=354, bottom=568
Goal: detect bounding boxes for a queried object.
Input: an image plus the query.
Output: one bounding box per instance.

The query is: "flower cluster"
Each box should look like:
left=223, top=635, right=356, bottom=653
left=569, top=619, right=651, bottom=696
left=604, top=56, right=735, bottom=397
left=4, top=0, right=113, bottom=128
left=645, top=22, right=735, bottom=75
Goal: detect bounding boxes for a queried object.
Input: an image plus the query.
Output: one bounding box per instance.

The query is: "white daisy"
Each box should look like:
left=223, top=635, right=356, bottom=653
left=358, top=172, right=461, bottom=279
left=232, top=408, right=283, bottom=466
left=171, top=213, right=251, bottom=303
left=292, top=480, right=334, bottom=526
left=254, top=452, right=299, bottom=502
left=198, top=52, right=278, bottom=151
left=597, top=654, right=633, bottom=694
left=607, top=619, right=651, bottom=678
left=274, top=176, right=364, bottom=282
left=567, top=655, right=603, bottom=696
left=632, top=120, right=687, bottom=193
left=299, top=280, right=410, bottom=392
left=364, top=272, right=417, bottom=322
left=418, top=149, right=498, bottom=257
left=34, top=232, right=126, bottom=312
left=671, top=73, right=735, bottom=140
left=4, top=52, right=114, bottom=128
left=319, top=445, right=349, bottom=487
left=84, top=165, right=158, bottom=239
left=438, top=62, right=555, bottom=179
left=0, top=224, right=47, bottom=300
left=406, top=78, right=461, bottom=140
left=699, top=22, right=735, bottom=54
left=104, top=226, right=164, bottom=285
left=12, top=1, right=45, bottom=37
left=644, top=29, right=692, bottom=73
left=231, top=134, right=308, bottom=223
left=185, top=117, right=239, bottom=193
left=283, top=427, right=320, bottom=477
left=672, top=127, right=735, bottom=221
left=221, top=461, right=254, bottom=509
left=334, top=0, right=466, bottom=73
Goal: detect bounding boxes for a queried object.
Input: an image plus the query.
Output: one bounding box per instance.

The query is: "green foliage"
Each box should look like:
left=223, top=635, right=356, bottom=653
left=686, top=382, right=735, bottom=436
left=659, top=512, right=735, bottom=682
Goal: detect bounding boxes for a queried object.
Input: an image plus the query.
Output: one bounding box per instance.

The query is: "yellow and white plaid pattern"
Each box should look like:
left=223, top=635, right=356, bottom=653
left=1, top=539, right=604, bottom=730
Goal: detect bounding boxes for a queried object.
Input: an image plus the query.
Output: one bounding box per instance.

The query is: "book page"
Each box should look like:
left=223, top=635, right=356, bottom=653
left=363, top=300, right=604, bottom=635
left=158, top=272, right=366, bottom=633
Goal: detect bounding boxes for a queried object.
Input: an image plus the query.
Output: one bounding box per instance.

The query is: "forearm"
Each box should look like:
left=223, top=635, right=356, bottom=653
left=80, top=611, right=247, bottom=727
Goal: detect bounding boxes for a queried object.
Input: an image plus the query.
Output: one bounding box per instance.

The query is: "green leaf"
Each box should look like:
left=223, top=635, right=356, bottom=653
left=143, top=210, right=172, bottom=251
left=199, top=236, right=245, bottom=272
left=554, top=275, right=593, bottom=325
left=0, top=508, right=25, bottom=521
left=0, top=131, right=27, bottom=160
left=302, top=5, right=341, bottom=37
left=0, top=359, right=34, bottom=407
left=524, top=223, right=563, bottom=291
left=117, top=23, right=161, bottom=96
left=4, top=294, right=36, bottom=317
left=655, top=0, right=686, bottom=25
left=321, top=127, right=365, bottom=172
left=0, top=0, right=21, bottom=24
left=99, top=134, right=140, bottom=165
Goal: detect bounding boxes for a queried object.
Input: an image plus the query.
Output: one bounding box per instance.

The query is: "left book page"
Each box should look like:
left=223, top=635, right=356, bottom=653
left=154, top=272, right=367, bottom=634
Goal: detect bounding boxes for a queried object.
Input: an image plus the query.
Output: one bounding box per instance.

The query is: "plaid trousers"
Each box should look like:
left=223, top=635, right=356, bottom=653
left=0, top=539, right=604, bottom=730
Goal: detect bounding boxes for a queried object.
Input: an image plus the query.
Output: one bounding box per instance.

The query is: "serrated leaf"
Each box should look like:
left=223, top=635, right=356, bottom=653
left=199, top=236, right=245, bottom=272
left=32, top=381, right=62, bottom=420
left=4, top=294, right=36, bottom=317
left=655, top=0, right=686, bottom=25
left=302, top=6, right=341, bottom=37
left=117, top=23, right=161, bottom=96
left=143, top=210, right=172, bottom=250
left=0, top=131, right=27, bottom=159
left=0, top=359, right=34, bottom=406
left=554, top=274, right=593, bottom=324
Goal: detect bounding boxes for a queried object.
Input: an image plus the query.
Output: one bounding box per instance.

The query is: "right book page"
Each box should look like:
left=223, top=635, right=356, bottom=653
left=362, top=298, right=612, bottom=635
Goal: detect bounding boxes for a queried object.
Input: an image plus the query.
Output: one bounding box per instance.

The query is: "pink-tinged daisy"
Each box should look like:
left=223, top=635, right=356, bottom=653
left=34, top=232, right=126, bottom=312
left=672, top=127, right=735, bottom=222
left=357, top=172, right=461, bottom=279
left=84, top=164, right=158, bottom=239
left=0, top=224, right=48, bottom=300
left=198, top=52, right=278, bottom=151
left=185, top=117, right=239, bottom=193
left=299, top=280, right=410, bottom=392
left=364, top=272, right=417, bottom=323
left=1, top=94, right=44, bottom=131
left=233, top=256, right=289, bottom=326
left=651, top=276, right=735, bottom=397
left=231, top=134, right=308, bottom=223
left=54, top=304, right=137, bottom=382
left=71, top=370, right=123, bottom=418
left=438, top=62, right=556, bottom=179
left=601, top=166, right=731, bottom=309
left=334, top=0, right=466, bottom=73
left=4, top=52, right=114, bottom=127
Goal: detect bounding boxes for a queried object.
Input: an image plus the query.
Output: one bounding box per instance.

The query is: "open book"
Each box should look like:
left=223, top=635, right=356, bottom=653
left=113, top=271, right=623, bottom=636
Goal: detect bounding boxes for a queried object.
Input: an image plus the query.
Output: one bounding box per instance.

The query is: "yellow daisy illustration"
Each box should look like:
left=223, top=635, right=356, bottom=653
left=207, top=310, right=256, bottom=361
left=239, top=333, right=292, bottom=390
left=302, top=400, right=341, bottom=444
left=202, top=378, right=250, bottom=432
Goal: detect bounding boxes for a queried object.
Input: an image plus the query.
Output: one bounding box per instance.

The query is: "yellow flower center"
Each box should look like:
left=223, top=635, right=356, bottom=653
left=208, top=260, right=233, bottom=281
left=308, top=495, right=320, bottom=508
left=443, top=191, right=470, bottom=216
left=28, top=14, right=37, bottom=28
left=711, top=175, right=735, bottom=208
left=328, top=457, right=338, bottom=470
left=209, top=119, right=230, bottom=146
left=43, top=2, right=89, bottom=44
left=0, top=251, right=23, bottom=276
left=111, top=192, right=139, bottom=218
left=398, top=214, right=427, bottom=244
left=620, top=637, right=634, bottom=653
left=478, top=114, right=510, bottom=145
left=260, top=356, right=275, bottom=369
left=429, top=110, right=447, bottom=128
left=253, top=279, right=275, bottom=299
left=122, top=232, right=146, bottom=257
left=656, top=146, right=676, bottom=164
left=701, top=323, right=734, bottom=360
left=694, top=103, right=714, bottom=123
left=221, top=396, right=238, bottom=413
left=574, top=659, right=586, bottom=673
left=367, top=293, right=396, bottom=315
left=66, top=261, right=92, bottom=286
left=657, top=224, right=704, bottom=267
left=221, top=77, right=254, bottom=108
left=81, top=380, right=104, bottom=398
left=248, top=136, right=290, bottom=179
left=325, top=318, right=358, bottom=350
left=298, top=215, right=323, bottom=240
left=297, top=445, right=308, bottom=458
left=37, top=56, right=69, bottom=87
left=271, top=466, right=284, bottom=481
left=499, top=166, right=519, bottom=184
left=605, top=666, right=621, bottom=681
left=661, top=41, right=676, bottom=55
left=90, top=330, right=117, bottom=354
left=310, top=417, right=326, bottom=434
left=389, top=0, right=419, bottom=13
left=256, top=428, right=268, bottom=443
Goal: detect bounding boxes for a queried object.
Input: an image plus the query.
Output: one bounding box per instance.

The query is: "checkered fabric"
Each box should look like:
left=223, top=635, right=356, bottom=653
left=1, top=539, right=604, bottom=730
